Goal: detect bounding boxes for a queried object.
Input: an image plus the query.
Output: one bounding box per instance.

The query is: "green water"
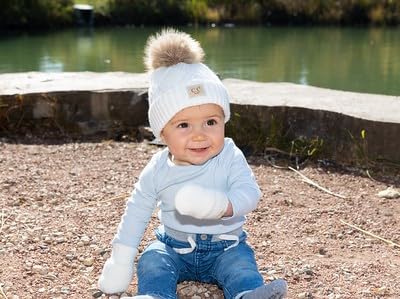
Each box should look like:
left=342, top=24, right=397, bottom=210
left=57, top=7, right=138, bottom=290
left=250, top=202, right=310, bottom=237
left=1, top=26, right=399, bottom=96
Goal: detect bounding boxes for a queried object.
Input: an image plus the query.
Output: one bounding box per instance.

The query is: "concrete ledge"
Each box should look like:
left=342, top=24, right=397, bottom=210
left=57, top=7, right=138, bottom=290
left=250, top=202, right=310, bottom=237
left=0, top=72, right=149, bottom=137
left=225, top=79, right=400, bottom=124
left=224, top=79, right=400, bottom=163
left=0, top=72, right=149, bottom=94
left=0, top=72, right=399, bottom=163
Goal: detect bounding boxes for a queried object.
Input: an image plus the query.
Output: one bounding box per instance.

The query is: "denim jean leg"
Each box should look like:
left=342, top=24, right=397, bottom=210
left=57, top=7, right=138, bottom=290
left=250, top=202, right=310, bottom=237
left=137, top=241, right=182, bottom=299
left=212, top=241, right=264, bottom=299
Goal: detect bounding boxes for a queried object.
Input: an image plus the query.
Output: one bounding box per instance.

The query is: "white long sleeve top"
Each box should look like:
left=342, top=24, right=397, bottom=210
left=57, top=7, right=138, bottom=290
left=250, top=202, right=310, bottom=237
left=112, top=138, right=262, bottom=248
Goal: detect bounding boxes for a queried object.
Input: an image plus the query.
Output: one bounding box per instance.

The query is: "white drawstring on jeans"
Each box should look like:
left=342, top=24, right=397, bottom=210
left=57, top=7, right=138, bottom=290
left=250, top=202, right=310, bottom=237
left=172, top=234, right=240, bottom=254
left=173, top=236, right=197, bottom=254
left=218, top=234, right=239, bottom=251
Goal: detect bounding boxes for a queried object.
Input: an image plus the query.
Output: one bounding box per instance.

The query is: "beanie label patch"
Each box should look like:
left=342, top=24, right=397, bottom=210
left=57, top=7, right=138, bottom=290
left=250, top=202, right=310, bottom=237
left=187, top=84, right=205, bottom=98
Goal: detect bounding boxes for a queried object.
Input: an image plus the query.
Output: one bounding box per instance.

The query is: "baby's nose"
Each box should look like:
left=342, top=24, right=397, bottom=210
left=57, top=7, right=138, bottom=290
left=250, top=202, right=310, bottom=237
left=191, top=127, right=207, bottom=141
left=192, top=133, right=206, bottom=141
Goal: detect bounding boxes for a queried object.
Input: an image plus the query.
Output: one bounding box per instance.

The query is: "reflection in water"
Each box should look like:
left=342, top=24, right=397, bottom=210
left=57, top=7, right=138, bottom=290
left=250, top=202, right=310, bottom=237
left=0, top=26, right=399, bottom=95
left=299, top=65, right=309, bottom=85
left=39, top=55, right=63, bottom=72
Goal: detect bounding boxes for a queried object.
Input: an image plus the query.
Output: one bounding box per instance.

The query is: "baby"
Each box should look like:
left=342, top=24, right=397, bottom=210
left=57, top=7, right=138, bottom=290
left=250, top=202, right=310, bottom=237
left=98, top=28, right=288, bottom=299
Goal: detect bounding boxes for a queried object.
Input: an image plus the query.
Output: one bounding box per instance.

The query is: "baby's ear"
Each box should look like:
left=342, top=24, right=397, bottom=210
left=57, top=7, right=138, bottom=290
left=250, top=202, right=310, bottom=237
left=159, top=131, right=165, bottom=142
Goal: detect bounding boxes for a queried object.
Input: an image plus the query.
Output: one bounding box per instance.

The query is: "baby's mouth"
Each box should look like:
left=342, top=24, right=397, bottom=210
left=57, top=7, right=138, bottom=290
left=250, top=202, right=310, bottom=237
left=189, top=147, right=209, bottom=152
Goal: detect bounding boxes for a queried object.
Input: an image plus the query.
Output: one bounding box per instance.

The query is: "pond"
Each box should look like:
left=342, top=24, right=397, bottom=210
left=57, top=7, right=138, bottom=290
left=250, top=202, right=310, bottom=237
left=0, top=26, right=399, bottom=96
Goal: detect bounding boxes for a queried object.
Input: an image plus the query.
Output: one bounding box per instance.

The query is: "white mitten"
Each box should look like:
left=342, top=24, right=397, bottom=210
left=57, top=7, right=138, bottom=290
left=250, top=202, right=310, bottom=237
left=175, top=184, right=229, bottom=219
left=98, top=243, right=138, bottom=294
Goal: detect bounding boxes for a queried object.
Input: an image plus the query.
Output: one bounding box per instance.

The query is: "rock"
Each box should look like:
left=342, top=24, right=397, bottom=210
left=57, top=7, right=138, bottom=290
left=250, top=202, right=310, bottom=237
left=65, top=253, right=75, bottom=260
left=43, top=236, right=52, bottom=244
left=298, top=292, right=313, bottom=298
left=43, top=273, right=57, bottom=281
left=81, top=235, right=91, bottom=245
left=377, top=187, right=400, bottom=199
left=32, top=264, right=48, bottom=275
left=92, top=290, right=103, bottom=298
left=82, top=257, right=94, bottom=266
left=55, top=236, right=65, bottom=243
left=60, top=286, right=70, bottom=294
left=318, top=247, right=328, bottom=255
left=371, top=286, right=387, bottom=295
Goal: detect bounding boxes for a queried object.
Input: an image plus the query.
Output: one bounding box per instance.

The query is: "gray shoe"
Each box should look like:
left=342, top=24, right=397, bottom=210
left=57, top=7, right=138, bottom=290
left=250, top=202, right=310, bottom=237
left=242, top=279, right=288, bottom=299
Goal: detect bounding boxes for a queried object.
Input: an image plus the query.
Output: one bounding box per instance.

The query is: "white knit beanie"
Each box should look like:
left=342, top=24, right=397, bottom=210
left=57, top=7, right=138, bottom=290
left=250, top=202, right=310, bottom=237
left=144, top=29, right=231, bottom=139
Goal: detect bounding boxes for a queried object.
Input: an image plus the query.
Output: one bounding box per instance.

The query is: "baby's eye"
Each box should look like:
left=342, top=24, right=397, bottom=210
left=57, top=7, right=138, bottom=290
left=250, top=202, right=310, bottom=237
left=206, top=119, right=217, bottom=126
left=177, top=122, right=189, bottom=129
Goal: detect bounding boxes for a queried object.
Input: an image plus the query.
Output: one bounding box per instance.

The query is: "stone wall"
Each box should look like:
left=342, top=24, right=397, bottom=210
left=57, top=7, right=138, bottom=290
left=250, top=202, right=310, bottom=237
left=224, top=79, right=400, bottom=164
left=0, top=72, right=399, bottom=164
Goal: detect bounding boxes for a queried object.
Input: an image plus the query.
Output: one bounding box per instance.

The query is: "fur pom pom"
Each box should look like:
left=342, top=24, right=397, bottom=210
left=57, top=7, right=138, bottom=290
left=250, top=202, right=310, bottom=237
left=144, top=28, right=205, bottom=71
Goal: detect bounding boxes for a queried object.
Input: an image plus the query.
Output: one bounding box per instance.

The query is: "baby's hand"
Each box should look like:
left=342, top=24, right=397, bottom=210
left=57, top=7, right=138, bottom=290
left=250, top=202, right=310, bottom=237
left=98, top=243, right=137, bottom=294
left=175, top=184, right=229, bottom=219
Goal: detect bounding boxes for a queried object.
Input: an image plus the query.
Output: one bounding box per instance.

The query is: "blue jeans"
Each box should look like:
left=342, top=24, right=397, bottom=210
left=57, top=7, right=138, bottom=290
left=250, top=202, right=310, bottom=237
left=136, top=229, right=264, bottom=299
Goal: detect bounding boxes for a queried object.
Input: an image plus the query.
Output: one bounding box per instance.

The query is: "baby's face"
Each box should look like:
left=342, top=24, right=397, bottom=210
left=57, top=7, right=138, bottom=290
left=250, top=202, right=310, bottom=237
left=161, top=104, right=225, bottom=166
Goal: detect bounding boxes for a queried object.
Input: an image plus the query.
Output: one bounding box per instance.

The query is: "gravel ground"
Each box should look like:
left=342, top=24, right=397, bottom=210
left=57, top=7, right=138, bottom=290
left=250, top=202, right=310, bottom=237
left=1, top=137, right=399, bottom=299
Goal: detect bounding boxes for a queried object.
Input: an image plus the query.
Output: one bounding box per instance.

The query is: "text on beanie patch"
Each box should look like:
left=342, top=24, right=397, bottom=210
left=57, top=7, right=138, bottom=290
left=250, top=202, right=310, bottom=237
left=187, top=84, right=205, bottom=98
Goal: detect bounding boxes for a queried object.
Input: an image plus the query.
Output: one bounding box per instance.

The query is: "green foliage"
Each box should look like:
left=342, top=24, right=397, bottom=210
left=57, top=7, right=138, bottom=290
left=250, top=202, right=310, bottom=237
left=107, top=0, right=189, bottom=26
left=102, top=0, right=400, bottom=26
left=289, top=136, right=324, bottom=159
left=0, top=0, right=74, bottom=30
left=257, top=0, right=400, bottom=25
left=184, top=0, right=209, bottom=25
left=2, top=1, right=400, bottom=31
left=347, top=129, right=370, bottom=167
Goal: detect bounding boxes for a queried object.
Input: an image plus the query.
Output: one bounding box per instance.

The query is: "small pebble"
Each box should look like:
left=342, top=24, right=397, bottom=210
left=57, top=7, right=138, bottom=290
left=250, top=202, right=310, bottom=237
left=32, top=265, right=48, bottom=275
left=378, top=187, right=400, bottom=199
left=83, top=257, right=94, bottom=266
left=92, top=290, right=103, bottom=298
